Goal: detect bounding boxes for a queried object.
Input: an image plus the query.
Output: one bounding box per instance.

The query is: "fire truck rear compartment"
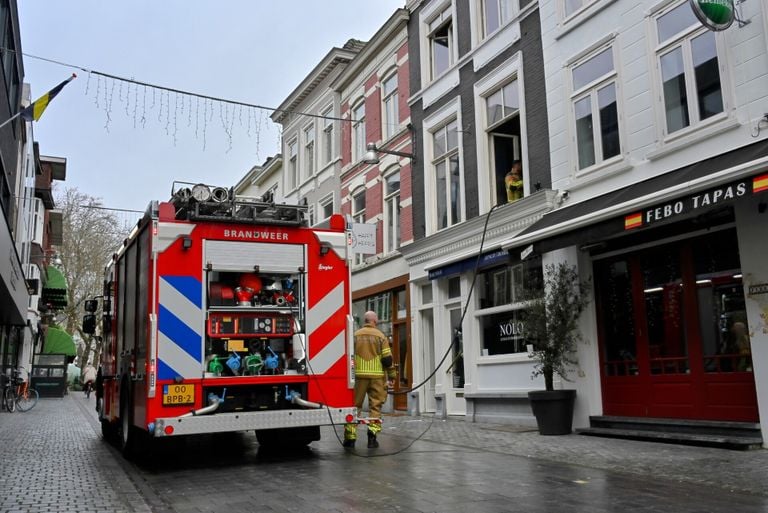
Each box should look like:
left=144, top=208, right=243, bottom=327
left=204, top=383, right=309, bottom=413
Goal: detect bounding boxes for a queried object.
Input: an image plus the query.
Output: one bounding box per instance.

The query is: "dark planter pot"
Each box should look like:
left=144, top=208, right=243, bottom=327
left=528, top=389, right=576, bottom=435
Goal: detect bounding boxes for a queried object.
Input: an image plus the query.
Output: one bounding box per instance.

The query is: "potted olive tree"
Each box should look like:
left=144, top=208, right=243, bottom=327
left=524, top=262, right=590, bottom=435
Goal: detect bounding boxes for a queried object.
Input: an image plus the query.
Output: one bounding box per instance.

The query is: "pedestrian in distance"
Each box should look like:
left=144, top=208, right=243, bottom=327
left=344, top=311, right=396, bottom=449
left=82, top=363, right=97, bottom=399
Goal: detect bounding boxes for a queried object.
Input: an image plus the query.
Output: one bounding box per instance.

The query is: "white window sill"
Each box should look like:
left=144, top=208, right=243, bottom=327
left=570, top=157, right=633, bottom=190
left=477, top=352, right=532, bottom=365
left=647, top=115, right=740, bottom=161
left=555, top=0, right=618, bottom=40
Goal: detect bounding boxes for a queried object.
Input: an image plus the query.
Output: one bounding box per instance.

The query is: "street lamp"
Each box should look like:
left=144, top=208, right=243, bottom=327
left=363, top=125, right=417, bottom=164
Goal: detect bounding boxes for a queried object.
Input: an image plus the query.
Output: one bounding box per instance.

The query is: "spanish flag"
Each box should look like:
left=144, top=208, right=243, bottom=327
left=624, top=212, right=643, bottom=230
left=754, top=174, right=768, bottom=194
left=20, top=73, right=76, bottom=122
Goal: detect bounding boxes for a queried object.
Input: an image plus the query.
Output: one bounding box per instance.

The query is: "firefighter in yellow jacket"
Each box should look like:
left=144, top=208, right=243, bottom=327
left=344, top=311, right=396, bottom=448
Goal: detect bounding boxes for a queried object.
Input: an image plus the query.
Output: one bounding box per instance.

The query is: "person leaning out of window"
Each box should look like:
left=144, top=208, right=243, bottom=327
left=505, top=160, right=523, bottom=203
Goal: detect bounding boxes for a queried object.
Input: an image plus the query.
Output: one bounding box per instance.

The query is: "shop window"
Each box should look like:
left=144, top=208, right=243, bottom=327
left=693, top=231, right=751, bottom=373
left=655, top=2, right=724, bottom=135
left=477, top=258, right=543, bottom=356
left=449, top=307, right=464, bottom=387
left=595, top=259, right=638, bottom=376
left=447, top=276, right=461, bottom=299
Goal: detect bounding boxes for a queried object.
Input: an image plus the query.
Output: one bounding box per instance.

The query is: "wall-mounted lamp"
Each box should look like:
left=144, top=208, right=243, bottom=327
left=182, top=236, right=193, bottom=250
left=363, top=142, right=417, bottom=165
left=363, top=124, right=418, bottom=165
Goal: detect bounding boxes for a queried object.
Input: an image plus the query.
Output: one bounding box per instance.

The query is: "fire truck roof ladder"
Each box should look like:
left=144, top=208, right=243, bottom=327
left=169, top=182, right=308, bottom=226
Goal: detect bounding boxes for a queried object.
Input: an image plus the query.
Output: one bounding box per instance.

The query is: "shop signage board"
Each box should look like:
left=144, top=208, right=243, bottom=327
left=689, top=0, right=735, bottom=31
left=624, top=173, right=768, bottom=231
left=347, top=222, right=377, bottom=255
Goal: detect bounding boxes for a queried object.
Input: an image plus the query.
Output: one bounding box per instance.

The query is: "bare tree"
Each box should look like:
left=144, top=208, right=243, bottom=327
left=55, top=187, right=134, bottom=368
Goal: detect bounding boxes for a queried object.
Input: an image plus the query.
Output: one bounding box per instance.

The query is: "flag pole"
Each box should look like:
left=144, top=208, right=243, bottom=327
left=0, top=111, right=22, bottom=131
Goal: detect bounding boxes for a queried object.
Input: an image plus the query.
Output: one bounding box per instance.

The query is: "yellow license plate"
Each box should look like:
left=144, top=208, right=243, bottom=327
left=162, top=384, right=195, bottom=405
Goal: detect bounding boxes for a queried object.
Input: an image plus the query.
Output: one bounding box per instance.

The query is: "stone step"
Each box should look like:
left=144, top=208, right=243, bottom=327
left=577, top=426, right=763, bottom=450
left=588, top=415, right=761, bottom=438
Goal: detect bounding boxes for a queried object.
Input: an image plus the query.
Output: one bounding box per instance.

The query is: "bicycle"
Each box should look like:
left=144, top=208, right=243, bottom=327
left=2, top=368, right=38, bottom=413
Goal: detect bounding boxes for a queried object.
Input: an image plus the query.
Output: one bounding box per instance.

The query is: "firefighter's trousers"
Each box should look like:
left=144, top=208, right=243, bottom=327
left=344, top=376, right=386, bottom=440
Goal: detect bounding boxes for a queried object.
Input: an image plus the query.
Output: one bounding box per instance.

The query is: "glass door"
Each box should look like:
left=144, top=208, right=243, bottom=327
left=596, top=228, right=757, bottom=421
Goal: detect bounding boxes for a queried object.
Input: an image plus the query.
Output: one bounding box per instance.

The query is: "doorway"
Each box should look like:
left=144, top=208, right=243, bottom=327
left=595, top=228, right=758, bottom=422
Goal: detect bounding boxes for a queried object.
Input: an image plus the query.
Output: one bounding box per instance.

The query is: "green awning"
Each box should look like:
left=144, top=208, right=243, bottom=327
left=45, top=265, right=67, bottom=290
left=42, top=265, right=68, bottom=308
left=44, top=327, right=77, bottom=356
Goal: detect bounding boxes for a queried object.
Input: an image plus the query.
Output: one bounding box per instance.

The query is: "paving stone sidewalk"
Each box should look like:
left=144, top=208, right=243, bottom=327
left=0, top=394, right=151, bottom=513
left=1, top=394, right=766, bottom=513
left=380, top=415, right=768, bottom=497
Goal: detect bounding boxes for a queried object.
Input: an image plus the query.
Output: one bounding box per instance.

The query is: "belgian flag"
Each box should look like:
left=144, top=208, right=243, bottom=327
left=20, top=73, right=76, bottom=122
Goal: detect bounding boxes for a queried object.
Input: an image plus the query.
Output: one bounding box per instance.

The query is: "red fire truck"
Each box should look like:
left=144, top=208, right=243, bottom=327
left=83, top=182, right=355, bottom=457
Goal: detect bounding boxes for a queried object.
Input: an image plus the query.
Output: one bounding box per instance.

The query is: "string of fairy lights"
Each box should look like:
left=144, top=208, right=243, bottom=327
left=16, top=50, right=367, bottom=157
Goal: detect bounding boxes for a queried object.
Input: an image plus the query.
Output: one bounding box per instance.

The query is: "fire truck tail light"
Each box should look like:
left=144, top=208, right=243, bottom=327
left=345, top=414, right=354, bottom=423
left=164, top=425, right=175, bottom=435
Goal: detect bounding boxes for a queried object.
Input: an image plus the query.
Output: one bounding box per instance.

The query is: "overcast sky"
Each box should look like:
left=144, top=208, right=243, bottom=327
left=18, top=1, right=404, bottom=214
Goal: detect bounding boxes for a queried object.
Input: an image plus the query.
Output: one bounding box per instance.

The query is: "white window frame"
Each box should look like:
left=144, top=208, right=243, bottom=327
left=431, top=119, right=462, bottom=232
left=426, top=5, right=455, bottom=81
left=287, top=137, right=298, bottom=191
left=321, top=105, right=334, bottom=165
left=319, top=193, right=335, bottom=223
left=307, top=203, right=315, bottom=227
left=568, top=43, right=623, bottom=174
left=303, top=123, right=315, bottom=181
left=473, top=54, right=528, bottom=215
left=383, top=167, right=401, bottom=254
left=352, top=99, right=366, bottom=163
left=479, top=0, right=516, bottom=39
left=381, top=70, right=399, bottom=142
left=423, top=97, right=464, bottom=236
left=351, top=187, right=366, bottom=265
left=651, top=0, right=729, bottom=142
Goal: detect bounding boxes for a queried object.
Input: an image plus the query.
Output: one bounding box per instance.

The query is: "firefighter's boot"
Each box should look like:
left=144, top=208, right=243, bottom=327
left=343, top=422, right=356, bottom=448
left=367, top=430, right=379, bottom=449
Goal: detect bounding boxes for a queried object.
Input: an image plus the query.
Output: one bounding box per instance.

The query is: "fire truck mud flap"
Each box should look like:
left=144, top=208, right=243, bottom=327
left=151, top=407, right=355, bottom=437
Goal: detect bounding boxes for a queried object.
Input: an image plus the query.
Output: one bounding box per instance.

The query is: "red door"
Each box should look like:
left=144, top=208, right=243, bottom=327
left=596, top=229, right=758, bottom=422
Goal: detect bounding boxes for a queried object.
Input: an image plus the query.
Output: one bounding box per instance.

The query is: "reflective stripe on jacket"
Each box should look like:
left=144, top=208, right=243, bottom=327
left=354, top=324, right=395, bottom=378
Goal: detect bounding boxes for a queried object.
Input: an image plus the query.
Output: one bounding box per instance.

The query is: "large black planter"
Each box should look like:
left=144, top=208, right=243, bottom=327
left=528, top=389, right=576, bottom=435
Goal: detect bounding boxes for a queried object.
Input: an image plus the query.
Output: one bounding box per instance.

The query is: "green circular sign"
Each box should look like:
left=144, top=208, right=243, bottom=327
left=689, top=0, right=735, bottom=31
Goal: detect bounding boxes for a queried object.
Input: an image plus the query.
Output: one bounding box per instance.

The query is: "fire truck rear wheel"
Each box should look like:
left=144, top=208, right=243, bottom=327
left=101, top=418, right=117, bottom=442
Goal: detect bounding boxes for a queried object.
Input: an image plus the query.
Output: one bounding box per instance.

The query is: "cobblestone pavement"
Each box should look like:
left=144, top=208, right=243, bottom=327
left=1, top=393, right=767, bottom=513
